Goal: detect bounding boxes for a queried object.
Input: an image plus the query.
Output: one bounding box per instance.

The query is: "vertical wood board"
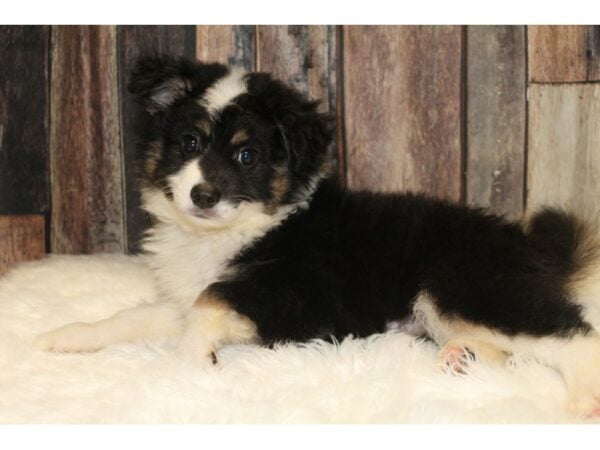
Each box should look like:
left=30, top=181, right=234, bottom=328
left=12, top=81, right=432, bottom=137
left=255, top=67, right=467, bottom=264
left=466, top=26, right=526, bottom=219
left=0, top=26, right=50, bottom=214
left=50, top=26, right=124, bottom=253
left=343, top=26, right=462, bottom=199
left=527, top=84, right=600, bottom=216
left=196, top=25, right=256, bottom=70
left=0, top=215, right=45, bottom=275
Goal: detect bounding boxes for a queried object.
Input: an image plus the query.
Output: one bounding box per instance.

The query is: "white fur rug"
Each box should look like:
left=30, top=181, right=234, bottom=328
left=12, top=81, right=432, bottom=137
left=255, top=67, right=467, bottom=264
left=0, top=254, right=586, bottom=423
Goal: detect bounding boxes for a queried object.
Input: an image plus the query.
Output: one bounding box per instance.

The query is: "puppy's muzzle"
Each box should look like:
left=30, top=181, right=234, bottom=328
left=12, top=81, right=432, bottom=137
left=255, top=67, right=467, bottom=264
left=191, top=184, right=221, bottom=209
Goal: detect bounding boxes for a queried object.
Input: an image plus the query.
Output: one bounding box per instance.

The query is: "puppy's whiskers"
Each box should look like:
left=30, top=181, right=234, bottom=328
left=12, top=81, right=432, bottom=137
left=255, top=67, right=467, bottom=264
left=231, top=194, right=253, bottom=203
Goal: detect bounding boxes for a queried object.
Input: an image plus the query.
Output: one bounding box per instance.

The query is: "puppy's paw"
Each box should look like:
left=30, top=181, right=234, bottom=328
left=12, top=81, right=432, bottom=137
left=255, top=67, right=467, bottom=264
left=438, top=338, right=507, bottom=375
left=176, top=331, right=217, bottom=365
left=567, top=375, right=600, bottom=419
left=438, top=343, right=475, bottom=375
left=33, top=322, right=102, bottom=353
left=559, top=336, right=600, bottom=419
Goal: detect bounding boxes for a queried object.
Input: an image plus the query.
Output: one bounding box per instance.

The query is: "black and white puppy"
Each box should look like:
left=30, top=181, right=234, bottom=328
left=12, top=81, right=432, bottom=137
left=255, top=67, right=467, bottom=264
left=35, top=56, right=600, bottom=417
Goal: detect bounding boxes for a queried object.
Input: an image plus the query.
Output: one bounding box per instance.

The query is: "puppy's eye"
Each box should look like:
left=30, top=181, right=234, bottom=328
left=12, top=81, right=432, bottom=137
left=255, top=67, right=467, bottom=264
left=181, top=134, right=200, bottom=155
left=237, top=147, right=257, bottom=167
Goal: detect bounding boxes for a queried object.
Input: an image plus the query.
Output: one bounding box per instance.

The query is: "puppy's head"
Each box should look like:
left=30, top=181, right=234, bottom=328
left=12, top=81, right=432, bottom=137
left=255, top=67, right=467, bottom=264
left=129, top=56, right=334, bottom=230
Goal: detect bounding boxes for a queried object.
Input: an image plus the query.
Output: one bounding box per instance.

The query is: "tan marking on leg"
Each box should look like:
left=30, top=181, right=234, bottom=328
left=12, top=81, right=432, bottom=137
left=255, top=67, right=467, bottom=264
left=413, top=291, right=600, bottom=417
left=179, top=289, right=258, bottom=360
left=439, top=337, right=508, bottom=374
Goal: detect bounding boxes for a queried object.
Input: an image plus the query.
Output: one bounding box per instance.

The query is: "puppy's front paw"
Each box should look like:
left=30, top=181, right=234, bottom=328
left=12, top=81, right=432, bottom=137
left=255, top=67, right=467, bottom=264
left=177, top=331, right=217, bottom=365
left=33, top=322, right=102, bottom=353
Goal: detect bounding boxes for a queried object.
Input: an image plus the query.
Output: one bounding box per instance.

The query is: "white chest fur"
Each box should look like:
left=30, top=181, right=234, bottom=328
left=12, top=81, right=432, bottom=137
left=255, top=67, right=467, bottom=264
left=141, top=188, right=299, bottom=308
left=143, top=222, right=254, bottom=307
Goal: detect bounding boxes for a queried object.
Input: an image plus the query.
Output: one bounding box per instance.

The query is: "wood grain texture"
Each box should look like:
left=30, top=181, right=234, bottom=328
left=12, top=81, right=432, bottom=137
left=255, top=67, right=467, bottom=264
left=50, top=26, right=124, bottom=254
left=0, top=26, right=50, bottom=214
left=197, top=25, right=256, bottom=70
left=343, top=26, right=462, bottom=199
left=118, top=26, right=195, bottom=253
left=257, top=26, right=338, bottom=177
left=0, top=215, right=45, bottom=275
left=527, top=84, right=600, bottom=216
left=529, top=25, right=600, bottom=82
left=257, top=26, right=337, bottom=114
left=466, top=26, right=526, bottom=220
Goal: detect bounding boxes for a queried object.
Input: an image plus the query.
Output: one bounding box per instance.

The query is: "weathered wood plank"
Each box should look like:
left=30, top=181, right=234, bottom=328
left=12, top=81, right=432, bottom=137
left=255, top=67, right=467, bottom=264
left=527, top=84, right=600, bottom=216
left=50, top=26, right=124, bottom=254
left=196, top=25, right=256, bottom=70
left=466, top=26, right=526, bottom=220
left=529, top=25, right=600, bottom=82
left=118, top=26, right=196, bottom=253
left=257, top=26, right=339, bottom=176
left=257, top=26, right=336, bottom=114
left=0, top=215, right=45, bottom=275
left=343, top=26, right=462, bottom=199
left=0, top=26, right=50, bottom=215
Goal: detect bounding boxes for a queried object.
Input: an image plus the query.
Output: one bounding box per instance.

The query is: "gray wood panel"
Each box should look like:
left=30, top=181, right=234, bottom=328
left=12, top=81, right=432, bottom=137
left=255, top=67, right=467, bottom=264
left=466, top=26, right=526, bottom=220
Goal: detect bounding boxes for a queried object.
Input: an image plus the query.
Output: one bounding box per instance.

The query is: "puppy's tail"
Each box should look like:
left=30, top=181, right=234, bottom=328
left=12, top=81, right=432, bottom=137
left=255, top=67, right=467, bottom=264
left=527, top=208, right=600, bottom=302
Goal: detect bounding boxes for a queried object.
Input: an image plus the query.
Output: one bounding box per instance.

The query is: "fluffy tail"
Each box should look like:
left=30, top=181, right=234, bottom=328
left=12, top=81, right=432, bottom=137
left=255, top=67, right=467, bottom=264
left=527, top=208, right=600, bottom=319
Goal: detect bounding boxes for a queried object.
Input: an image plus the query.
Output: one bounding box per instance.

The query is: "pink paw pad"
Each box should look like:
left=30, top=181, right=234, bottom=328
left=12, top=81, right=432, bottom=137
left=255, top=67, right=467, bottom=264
left=439, top=345, right=475, bottom=375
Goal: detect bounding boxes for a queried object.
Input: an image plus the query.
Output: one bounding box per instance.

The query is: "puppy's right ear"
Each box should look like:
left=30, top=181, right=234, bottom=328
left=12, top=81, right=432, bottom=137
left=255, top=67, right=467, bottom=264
left=127, top=56, right=191, bottom=114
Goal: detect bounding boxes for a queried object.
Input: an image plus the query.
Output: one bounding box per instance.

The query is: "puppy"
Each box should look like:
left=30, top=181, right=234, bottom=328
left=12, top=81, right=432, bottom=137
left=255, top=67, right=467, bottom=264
left=35, top=56, right=600, bottom=417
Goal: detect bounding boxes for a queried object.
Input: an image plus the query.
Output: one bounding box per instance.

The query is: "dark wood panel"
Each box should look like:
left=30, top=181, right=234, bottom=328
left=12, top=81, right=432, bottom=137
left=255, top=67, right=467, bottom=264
left=118, top=25, right=196, bottom=253
left=50, top=26, right=124, bottom=254
left=343, top=26, right=462, bottom=199
left=257, top=26, right=339, bottom=176
left=529, top=25, right=600, bottom=82
left=197, top=25, right=256, bottom=70
left=466, top=26, right=526, bottom=220
left=0, top=26, right=50, bottom=214
left=527, top=84, right=600, bottom=216
left=0, top=215, right=45, bottom=275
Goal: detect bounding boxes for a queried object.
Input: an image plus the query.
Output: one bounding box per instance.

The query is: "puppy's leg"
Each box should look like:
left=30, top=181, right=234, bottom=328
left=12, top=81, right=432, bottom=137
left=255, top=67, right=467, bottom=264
left=34, top=303, right=184, bottom=353
left=414, top=293, right=600, bottom=417
left=178, top=288, right=259, bottom=362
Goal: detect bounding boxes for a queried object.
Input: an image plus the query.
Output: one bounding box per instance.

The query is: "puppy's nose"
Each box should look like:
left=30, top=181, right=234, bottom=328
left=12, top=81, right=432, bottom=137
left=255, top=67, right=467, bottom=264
left=190, top=184, right=221, bottom=209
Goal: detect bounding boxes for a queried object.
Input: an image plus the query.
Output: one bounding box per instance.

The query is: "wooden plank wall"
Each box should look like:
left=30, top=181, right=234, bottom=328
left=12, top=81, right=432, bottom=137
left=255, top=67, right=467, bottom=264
left=0, top=26, right=49, bottom=273
left=1, top=25, right=599, bottom=273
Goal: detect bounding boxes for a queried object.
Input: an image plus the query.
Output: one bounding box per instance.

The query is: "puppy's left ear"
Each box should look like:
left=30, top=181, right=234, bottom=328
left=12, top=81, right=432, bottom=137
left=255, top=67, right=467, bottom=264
left=276, top=101, right=335, bottom=176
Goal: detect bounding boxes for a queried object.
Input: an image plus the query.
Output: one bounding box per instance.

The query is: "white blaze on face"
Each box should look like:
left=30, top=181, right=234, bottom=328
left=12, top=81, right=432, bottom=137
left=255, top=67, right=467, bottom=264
left=200, top=68, right=247, bottom=117
left=168, top=158, right=205, bottom=214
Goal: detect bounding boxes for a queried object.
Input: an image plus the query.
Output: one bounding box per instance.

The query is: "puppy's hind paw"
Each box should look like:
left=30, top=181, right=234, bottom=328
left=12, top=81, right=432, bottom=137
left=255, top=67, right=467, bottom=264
left=438, top=343, right=475, bottom=375
left=568, top=385, right=600, bottom=420
left=438, top=338, right=507, bottom=375
left=33, top=322, right=102, bottom=353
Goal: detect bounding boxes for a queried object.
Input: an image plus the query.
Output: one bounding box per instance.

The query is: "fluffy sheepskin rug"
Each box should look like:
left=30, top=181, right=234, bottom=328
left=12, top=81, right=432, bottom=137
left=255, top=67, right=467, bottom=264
left=0, top=254, right=589, bottom=423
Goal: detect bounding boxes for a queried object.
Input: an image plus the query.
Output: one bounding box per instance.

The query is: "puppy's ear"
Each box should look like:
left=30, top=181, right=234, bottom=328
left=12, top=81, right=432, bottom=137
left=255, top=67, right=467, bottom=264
left=276, top=100, right=335, bottom=177
left=128, top=56, right=192, bottom=113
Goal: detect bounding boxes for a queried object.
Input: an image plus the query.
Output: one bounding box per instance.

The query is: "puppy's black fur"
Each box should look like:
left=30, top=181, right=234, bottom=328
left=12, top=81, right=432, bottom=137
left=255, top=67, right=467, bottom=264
left=129, top=55, right=595, bottom=347
left=209, top=186, right=590, bottom=343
